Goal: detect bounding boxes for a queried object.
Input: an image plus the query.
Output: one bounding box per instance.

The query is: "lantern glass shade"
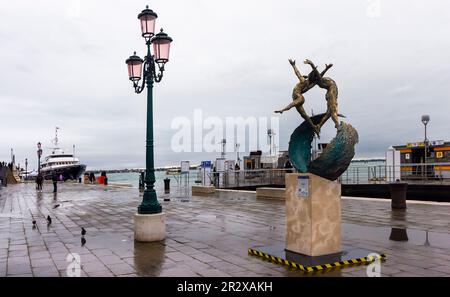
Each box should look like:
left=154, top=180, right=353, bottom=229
left=151, top=29, right=173, bottom=63
left=127, top=61, right=143, bottom=81
left=138, top=7, right=158, bottom=39
left=126, top=53, right=144, bottom=82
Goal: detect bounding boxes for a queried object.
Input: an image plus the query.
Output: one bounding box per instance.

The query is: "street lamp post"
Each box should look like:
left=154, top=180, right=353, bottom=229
left=267, top=129, right=275, bottom=156
left=220, top=139, right=226, bottom=159
left=37, top=142, right=42, bottom=174
left=235, top=143, right=240, bottom=167
left=421, top=115, right=430, bottom=178
left=126, top=5, right=173, bottom=216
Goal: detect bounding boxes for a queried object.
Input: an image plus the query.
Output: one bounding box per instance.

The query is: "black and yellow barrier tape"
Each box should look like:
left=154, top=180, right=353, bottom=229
left=248, top=248, right=387, bottom=272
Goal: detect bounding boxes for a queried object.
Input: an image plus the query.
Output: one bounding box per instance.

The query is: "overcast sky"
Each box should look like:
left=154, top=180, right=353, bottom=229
left=1, top=0, right=449, bottom=170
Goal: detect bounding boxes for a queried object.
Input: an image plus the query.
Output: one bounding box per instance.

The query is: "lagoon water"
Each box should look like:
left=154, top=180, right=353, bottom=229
left=106, top=160, right=386, bottom=189
left=106, top=170, right=200, bottom=189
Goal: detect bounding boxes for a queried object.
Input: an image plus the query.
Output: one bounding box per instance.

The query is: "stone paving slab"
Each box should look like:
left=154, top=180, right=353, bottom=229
left=0, top=182, right=449, bottom=277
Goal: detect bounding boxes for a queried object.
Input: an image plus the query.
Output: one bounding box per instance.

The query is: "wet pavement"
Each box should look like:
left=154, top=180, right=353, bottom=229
left=0, top=182, right=449, bottom=277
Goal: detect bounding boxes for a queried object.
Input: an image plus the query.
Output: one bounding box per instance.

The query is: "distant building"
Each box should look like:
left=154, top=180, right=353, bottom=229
left=389, top=140, right=450, bottom=180
left=277, top=151, right=289, bottom=169
left=244, top=150, right=262, bottom=170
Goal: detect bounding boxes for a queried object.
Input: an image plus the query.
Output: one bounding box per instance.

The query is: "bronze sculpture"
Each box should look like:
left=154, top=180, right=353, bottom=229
left=276, top=59, right=359, bottom=181
left=303, top=59, right=340, bottom=134
left=275, top=59, right=332, bottom=136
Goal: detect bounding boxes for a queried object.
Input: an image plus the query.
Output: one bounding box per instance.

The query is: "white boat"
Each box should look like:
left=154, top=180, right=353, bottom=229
left=40, top=128, right=86, bottom=180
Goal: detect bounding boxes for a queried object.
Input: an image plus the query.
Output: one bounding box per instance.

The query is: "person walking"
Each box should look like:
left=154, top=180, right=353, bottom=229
left=36, top=173, right=43, bottom=191
left=52, top=173, right=58, bottom=193
left=234, top=162, right=240, bottom=186
left=89, top=172, right=95, bottom=184
left=284, top=160, right=294, bottom=174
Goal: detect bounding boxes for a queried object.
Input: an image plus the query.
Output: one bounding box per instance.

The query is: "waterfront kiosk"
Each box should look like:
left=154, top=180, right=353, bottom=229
left=390, top=140, right=450, bottom=180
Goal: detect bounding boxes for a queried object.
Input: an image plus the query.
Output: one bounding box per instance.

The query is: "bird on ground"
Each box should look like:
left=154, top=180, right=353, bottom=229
left=47, top=215, right=52, bottom=225
left=81, top=237, right=86, bottom=246
left=32, top=220, right=36, bottom=228
left=53, top=204, right=60, bottom=209
left=81, top=227, right=86, bottom=236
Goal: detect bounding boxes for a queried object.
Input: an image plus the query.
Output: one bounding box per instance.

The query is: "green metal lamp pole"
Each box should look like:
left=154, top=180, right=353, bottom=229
left=126, top=6, right=173, bottom=215
left=140, top=40, right=160, bottom=214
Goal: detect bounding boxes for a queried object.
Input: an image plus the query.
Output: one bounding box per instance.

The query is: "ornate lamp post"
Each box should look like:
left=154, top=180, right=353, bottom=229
left=37, top=142, right=42, bottom=174
left=126, top=5, right=173, bottom=241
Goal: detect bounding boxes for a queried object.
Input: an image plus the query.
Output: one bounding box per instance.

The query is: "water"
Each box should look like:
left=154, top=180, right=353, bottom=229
left=106, top=161, right=387, bottom=188
left=106, top=170, right=200, bottom=189
left=341, top=159, right=387, bottom=184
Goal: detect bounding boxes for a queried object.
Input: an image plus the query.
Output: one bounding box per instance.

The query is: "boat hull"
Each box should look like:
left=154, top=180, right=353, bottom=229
left=42, top=164, right=86, bottom=181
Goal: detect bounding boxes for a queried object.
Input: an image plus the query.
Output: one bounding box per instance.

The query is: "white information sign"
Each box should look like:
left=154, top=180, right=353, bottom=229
left=181, top=161, right=190, bottom=173
left=216, top=158, right=226, bottom=172
left=297, top=176, right=309, bottom=198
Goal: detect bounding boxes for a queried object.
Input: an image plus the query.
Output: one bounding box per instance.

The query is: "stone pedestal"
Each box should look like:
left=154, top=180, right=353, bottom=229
left=134, top=212, right=166, bottom=242
left=285, top=173, right=341, bottom=256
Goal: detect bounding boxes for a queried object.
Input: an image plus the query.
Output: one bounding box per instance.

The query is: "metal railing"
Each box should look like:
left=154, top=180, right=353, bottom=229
left=201, top=162, right=450, bottom=189
left=204, top=169, right=293, bottom=189
left=339, top=162, right=450, bottom=185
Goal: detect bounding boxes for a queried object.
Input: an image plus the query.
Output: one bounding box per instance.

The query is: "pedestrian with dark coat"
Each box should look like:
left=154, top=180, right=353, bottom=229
left=89, top=172, right=95, bottom=184
left=284, top=160, right=294, bottom=173
left=36, top=173, right=43, bottom=191
left=52, top=173, right=58, bottom=193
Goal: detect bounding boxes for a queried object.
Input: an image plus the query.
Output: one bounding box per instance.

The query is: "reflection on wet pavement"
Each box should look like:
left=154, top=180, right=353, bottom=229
left=0, top=182, right=449, bottom=277
left=133, top=242, right=166, bottom=276
left=343, top=223, right=450, bottom=248
left=389, top=228, right=409, bottom=241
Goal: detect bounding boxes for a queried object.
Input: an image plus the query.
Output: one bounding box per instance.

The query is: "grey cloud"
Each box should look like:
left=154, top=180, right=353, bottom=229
left=1, top=0, right=449, bottom=169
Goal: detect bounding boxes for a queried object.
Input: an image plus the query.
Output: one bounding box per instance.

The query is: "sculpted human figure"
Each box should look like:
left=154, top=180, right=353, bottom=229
left=278, top=58, right=358, bottom=181
left=275, top=59, right=332, bottom=136
left=303, top=59, right=340, bottom=133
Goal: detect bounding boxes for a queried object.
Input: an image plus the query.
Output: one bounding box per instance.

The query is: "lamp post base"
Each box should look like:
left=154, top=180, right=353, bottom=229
left=134, top=212, right=166, bottom=242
